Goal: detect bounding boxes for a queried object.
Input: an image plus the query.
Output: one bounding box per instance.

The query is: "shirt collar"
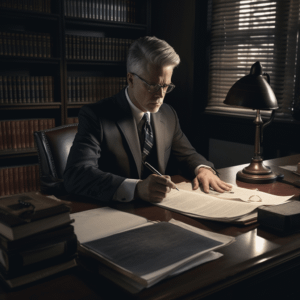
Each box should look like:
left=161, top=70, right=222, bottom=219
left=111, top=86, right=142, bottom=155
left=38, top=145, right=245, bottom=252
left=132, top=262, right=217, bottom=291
left=125, top=87, right=150, bottom=124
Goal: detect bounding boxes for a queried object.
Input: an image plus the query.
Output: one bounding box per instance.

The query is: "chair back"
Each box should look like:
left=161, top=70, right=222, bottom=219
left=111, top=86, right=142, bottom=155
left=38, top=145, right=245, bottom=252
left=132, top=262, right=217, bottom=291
left=34, top=124, right=78, bottom=195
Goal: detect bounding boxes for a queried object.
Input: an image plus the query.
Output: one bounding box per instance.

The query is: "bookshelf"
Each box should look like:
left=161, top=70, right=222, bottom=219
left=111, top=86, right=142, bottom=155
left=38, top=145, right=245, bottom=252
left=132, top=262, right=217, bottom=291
left=0, top=0, right=151, bottom=196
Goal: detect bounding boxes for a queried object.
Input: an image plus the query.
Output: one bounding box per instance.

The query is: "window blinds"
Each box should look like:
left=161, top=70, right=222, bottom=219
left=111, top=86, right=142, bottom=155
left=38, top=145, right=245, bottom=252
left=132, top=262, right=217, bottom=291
left=206, top=0, right=300, bottom=118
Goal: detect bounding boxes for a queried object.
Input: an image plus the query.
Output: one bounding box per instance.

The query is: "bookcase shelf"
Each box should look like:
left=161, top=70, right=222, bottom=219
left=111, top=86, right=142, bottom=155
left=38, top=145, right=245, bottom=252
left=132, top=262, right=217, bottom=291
left=0, top=104, right=61, bottom=110
left=65, top=18, right=148, bottom=30
left=0, top=148, right=37, bottom=159
left=0, top=10, right=60, bottom=21
left=0, top=0, right=151, bottom=196
left=0, top=57, right=61, bottom=64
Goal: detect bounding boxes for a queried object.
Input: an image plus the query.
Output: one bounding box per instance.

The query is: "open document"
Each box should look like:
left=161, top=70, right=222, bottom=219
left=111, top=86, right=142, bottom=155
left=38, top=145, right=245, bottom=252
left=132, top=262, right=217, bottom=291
left=71, top=207, right=234, bottom=293
left=155, top=182, right=293, bottom=224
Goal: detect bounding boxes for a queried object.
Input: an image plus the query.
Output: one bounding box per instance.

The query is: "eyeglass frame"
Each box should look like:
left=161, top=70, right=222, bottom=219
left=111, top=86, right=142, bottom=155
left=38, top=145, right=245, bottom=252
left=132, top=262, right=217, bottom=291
left=130, top=72, right=175, bottom=93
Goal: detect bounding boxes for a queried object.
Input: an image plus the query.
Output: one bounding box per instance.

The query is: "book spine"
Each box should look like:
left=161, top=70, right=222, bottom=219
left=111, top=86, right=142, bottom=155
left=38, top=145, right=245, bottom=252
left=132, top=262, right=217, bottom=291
left=30, top=76, right=35, bottom=103
left=21, top=76, right=26, bottom=104
left=49, top=76, right=53, bottom=102
left=10, top=120, right=17, bottom=149
left=28, top=119, right=34, bottom=148
left=35, top=76, right=40, bottom=103
left=0, top=168, right=4, bottom=197
left=12, top=166, right=19, bottom=195
left=20, top=120, right=26, bottom=149
left=24, top=120, right=30, bottom=148
left=44, top=76, right=49, bottom=103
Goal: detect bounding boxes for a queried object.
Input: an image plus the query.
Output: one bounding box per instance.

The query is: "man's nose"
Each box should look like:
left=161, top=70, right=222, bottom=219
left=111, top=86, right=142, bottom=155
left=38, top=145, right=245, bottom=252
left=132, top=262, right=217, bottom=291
left=157, top=86, right=165, bottom=97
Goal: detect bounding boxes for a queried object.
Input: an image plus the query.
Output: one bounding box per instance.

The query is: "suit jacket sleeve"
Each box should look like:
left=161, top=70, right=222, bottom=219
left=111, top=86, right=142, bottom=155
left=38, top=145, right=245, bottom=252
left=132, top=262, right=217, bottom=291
left=63, top=104, right=125, bottom=202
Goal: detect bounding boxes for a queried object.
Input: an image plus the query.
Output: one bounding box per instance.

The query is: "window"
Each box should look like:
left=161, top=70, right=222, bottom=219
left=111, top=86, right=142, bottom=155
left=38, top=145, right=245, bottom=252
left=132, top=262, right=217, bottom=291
left=206, top=0, right=300, bottom=119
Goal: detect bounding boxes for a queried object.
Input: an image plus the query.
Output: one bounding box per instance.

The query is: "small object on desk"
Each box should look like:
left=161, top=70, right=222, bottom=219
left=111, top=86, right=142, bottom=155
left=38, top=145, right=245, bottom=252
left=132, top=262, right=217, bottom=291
left=258, top=201, right=300, bottom=234
left=143, top=162, right=179, bottom=191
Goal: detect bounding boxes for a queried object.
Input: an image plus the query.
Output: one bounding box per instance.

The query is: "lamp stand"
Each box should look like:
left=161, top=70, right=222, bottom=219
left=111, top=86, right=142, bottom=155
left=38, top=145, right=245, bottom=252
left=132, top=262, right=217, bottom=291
left=237, top=110, right=278, bottom=183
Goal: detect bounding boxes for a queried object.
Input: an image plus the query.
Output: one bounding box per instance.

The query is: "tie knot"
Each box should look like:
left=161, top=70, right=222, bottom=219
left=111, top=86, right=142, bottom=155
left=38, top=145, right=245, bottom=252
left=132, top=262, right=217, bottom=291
left=143, top=113, right=150, bottom=124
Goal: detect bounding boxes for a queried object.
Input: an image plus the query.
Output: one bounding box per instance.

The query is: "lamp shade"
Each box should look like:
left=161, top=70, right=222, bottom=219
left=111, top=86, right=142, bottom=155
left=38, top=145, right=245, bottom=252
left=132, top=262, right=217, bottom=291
left=224, top=61, right=278, bottom=110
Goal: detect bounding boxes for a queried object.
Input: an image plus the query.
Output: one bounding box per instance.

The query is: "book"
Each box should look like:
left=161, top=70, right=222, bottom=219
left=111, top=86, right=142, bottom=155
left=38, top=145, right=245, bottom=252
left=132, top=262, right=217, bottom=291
left=71, top=207, right=234, bottom=292
left=0, top=192, right=72, bottom=240
left=0, top=258, right=77, bottom=289
left=0, top=233, right=77, bottom=276
left=0, top=223, right=74, bottom=252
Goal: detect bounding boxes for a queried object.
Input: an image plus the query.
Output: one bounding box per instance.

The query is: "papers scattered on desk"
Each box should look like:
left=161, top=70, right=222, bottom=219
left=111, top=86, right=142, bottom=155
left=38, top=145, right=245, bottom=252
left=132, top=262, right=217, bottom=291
left=71, top=207, right=234, bottom=293
left=155, top=182, right=293, bottom=224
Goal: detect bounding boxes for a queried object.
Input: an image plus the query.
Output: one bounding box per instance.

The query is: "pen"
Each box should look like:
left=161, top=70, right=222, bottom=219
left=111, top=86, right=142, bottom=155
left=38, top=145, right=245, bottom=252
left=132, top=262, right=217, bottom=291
left=143, top=162, right=180, bottom=191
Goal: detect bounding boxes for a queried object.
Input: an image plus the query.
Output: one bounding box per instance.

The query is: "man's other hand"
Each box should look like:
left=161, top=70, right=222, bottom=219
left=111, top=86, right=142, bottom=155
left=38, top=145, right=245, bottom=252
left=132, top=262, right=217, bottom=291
left=135, top=174, right=177, bottom=203
left=192, top=168, right=232, bottom=193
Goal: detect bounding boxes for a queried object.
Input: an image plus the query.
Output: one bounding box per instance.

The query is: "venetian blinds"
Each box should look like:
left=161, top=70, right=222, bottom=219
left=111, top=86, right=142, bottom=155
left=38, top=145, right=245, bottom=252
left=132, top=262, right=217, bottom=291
left=206, top=0, right=300, bottom=118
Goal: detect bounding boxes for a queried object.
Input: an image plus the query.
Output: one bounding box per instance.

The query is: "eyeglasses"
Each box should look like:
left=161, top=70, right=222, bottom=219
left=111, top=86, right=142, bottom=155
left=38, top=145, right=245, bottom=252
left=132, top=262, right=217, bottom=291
left=131, top=73, right=175, bottom=93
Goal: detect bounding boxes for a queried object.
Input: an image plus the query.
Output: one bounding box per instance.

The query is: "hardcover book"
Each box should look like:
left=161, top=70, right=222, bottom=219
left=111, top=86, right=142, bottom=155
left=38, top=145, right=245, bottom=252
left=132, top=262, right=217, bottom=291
left=0, top=192, right=72, bottom=240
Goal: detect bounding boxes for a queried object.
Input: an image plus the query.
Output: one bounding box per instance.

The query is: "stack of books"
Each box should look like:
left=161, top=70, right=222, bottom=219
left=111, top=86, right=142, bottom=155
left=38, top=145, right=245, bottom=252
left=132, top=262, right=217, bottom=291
left=0, top=192, right=77, bottom=288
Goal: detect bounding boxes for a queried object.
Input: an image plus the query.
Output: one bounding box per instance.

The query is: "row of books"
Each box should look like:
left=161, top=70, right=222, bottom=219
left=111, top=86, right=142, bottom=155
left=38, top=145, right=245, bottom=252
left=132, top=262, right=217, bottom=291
left=64, top=0, right=137, bottom=23
left=0, top=0, right=51, bottom=13
left=67, top=76, right=126, bottom=102
left=0, top=32, right=52, bottom=58
left=0, top=118, right=55, bottom=150
left=66, top=117, right=79, bottom=124
left=0, top=164, right=40, bottom=197
left=0, top=76, right=54, bottom=104
left=0, top=192, right=76, bottom=288
left=66, top=35, right=132, bottom=61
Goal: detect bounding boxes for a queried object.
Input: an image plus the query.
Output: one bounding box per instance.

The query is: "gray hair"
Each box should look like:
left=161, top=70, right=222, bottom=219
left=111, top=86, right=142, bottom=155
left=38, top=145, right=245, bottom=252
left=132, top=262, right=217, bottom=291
left=127, top=36, right=180, bottom=74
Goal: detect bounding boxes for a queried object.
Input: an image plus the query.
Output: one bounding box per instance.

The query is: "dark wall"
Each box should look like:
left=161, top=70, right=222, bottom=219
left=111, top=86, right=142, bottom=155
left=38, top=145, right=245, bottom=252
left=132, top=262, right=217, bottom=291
left=151, top=0, right=196, bottom=139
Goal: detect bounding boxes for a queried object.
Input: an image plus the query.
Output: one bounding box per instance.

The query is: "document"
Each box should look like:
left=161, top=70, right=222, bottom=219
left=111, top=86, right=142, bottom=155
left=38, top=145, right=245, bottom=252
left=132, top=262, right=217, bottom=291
left=71, top=207, right=234, bottom=292
left=155, top=182, right=293, bottom=223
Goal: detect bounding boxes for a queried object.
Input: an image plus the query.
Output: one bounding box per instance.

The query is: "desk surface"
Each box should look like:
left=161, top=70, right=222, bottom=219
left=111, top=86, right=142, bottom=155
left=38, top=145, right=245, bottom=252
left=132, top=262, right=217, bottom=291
left=1, top=155, right=300, bottom=300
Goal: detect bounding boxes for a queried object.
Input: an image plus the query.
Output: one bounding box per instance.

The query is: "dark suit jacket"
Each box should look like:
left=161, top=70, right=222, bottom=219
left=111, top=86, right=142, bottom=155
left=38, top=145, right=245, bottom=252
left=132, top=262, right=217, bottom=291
left=63, top=88, right=214, bottom=202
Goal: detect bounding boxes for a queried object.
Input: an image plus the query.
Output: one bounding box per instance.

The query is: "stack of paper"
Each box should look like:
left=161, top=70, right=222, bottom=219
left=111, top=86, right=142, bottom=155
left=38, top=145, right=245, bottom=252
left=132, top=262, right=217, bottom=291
left=155, top=182, right=293, bottom=224
left=71, top=207, right=234, bottom=293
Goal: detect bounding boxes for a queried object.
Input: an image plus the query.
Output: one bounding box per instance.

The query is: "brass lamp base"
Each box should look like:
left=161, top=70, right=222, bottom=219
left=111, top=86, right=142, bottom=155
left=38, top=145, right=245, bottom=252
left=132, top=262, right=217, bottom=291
left=237, top=157, right=278, bottom=184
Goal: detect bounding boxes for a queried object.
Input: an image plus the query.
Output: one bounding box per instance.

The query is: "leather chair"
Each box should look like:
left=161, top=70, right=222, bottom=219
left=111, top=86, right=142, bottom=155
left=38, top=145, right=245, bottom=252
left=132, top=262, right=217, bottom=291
left=34, top=124, right=78, bottom=196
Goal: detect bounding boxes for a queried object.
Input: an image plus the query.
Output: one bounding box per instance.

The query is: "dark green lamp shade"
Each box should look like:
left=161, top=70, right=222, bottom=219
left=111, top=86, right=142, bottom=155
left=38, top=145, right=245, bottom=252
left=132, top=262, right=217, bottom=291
left=224, top=61, right=279, bottom=110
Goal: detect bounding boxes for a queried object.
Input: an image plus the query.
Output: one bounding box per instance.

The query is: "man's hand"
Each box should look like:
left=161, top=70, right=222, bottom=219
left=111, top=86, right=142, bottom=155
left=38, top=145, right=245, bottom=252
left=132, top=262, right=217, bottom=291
left=135, top=174, right=177, bottom=203
left=192, top=168, right=232, bottom=193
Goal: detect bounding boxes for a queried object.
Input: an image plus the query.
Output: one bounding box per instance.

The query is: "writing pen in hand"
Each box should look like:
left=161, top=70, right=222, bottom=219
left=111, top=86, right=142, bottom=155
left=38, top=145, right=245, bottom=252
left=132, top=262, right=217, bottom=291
left=143, top=162, right=180, bottom=191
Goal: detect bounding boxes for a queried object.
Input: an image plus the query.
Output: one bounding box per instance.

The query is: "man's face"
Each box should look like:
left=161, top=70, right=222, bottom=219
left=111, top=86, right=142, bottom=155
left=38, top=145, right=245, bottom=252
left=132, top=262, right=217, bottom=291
left=127, top=63, right=174, bottom=113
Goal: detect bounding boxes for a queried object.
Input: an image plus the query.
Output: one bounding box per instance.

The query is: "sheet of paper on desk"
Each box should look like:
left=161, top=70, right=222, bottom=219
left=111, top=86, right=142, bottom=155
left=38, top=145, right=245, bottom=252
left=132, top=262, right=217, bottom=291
left=156, top=182, right=293, bottom=222
left=176, top=182, right=293, bottom=204
left=279, top=165, right=297, bottom=172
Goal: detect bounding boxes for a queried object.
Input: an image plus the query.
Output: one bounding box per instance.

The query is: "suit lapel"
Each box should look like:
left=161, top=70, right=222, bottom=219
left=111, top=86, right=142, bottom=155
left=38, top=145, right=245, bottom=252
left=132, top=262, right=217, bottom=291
left=152, top=111, right=165, bottom=174
left=115, top=92, right=142, bottom=178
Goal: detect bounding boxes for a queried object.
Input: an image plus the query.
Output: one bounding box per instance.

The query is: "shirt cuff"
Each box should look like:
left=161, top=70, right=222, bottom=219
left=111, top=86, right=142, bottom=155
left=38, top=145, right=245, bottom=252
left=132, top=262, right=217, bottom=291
left=194, top=165, right=217, bottom=176
left=112, top=178, right=140, bottom=202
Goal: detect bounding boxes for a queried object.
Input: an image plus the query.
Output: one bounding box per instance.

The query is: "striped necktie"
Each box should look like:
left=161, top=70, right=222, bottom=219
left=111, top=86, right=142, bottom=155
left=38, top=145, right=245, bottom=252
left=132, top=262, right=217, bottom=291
left=142, top=113, right=154, bottom=160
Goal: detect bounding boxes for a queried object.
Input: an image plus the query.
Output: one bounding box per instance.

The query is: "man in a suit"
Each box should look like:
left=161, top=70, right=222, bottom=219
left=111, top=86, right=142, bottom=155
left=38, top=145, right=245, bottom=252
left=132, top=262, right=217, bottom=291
left=63, top=36, right=231, bottom=203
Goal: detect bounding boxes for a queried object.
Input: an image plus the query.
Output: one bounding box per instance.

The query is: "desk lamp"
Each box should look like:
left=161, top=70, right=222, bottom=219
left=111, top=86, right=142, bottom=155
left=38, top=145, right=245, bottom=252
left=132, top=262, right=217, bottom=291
left=224, top=61, right=280, bottom=183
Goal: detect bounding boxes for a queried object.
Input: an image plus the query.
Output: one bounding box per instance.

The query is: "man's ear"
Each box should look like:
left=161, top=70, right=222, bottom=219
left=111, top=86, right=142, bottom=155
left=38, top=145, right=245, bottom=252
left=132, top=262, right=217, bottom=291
left=127, top=72, right=134, bottom=87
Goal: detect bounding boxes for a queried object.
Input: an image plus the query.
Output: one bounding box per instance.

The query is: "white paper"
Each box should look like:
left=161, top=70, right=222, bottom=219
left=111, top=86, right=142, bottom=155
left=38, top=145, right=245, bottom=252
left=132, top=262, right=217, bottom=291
left=279, top=165, right=297, bottom=172
left=71, top=207, right=148, bottom=243
left=156, top=182, right=293, bottom=220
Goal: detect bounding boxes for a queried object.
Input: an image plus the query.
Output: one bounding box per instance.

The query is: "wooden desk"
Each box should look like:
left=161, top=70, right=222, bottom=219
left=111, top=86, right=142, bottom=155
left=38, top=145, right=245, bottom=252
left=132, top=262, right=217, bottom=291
left=1, top=155, right=300, bottom=300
